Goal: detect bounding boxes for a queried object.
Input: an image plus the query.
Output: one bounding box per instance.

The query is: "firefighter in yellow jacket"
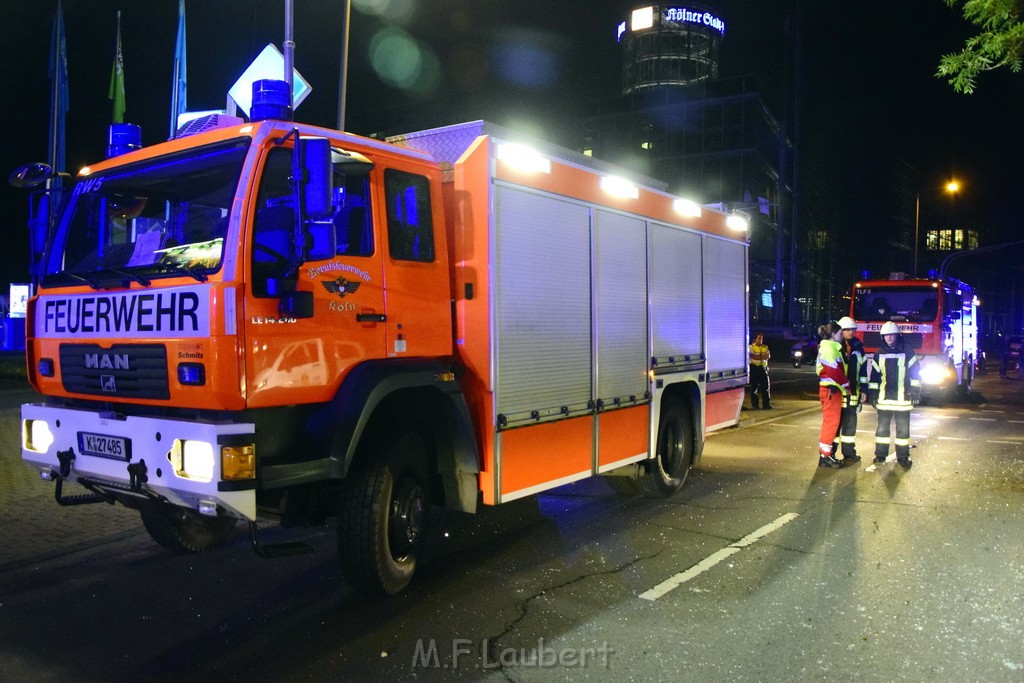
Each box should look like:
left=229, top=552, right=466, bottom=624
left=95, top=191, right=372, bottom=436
left=748, top=334, right=772, bottom=409
left=862, top=321, right=922, bottom=468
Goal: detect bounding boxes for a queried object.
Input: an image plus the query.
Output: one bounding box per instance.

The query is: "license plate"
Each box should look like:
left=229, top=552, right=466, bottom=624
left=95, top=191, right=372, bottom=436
left=78, top=432, right=131, bottom=461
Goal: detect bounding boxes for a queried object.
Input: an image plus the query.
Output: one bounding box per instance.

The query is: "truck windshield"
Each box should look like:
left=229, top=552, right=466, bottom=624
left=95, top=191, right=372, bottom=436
left=853, top=286, right=940, bottom=323
left=42, top=138, right=250, bottom=287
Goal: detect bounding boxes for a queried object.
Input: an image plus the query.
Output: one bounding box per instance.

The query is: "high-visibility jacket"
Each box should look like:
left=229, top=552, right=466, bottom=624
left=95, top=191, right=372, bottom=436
left=816, top=339, right=849, bottom=395
left=749, top=342, right=770, bottom=367
left=842, top=336, right=867, bottom=407
left=862, top=338, right=921, bottom=411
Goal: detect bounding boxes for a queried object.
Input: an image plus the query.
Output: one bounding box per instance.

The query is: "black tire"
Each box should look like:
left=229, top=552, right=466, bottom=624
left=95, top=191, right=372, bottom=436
left=641, top=399, right=695, bottom=497
left=139, top=503, right=237, bottom=553
left=338, top=432, right=430, bottom=595
left=957, top=361, right=974, bottom=398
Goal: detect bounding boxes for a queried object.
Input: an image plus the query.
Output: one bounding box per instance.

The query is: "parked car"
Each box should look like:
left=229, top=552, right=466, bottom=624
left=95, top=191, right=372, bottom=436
left=790, top=336, right=818, bottom=367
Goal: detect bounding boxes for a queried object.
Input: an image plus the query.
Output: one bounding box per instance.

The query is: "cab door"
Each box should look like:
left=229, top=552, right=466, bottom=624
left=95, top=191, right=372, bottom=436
left=244, top=146, right=386, bottom=407
left=377, top=166, right=452, bottom=359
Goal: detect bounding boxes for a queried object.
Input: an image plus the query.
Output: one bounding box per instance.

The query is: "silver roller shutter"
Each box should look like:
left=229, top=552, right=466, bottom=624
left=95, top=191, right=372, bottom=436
left=495, top=185, right=592, bottom=424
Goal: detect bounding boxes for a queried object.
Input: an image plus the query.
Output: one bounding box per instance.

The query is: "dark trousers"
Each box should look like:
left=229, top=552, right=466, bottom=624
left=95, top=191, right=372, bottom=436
left=875, top=410, right=911, bottom=459
left=833, top=405, right=859, bottom=456
left=750, top=365, right=771, bottom=408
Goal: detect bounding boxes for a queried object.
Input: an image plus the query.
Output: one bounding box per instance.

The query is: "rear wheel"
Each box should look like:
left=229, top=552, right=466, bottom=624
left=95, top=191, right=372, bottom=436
left=140, top=503, right=237, bottom=553
left=641, top=399, right=695, bottom=497
left=338, top=432, right=430, bottom=595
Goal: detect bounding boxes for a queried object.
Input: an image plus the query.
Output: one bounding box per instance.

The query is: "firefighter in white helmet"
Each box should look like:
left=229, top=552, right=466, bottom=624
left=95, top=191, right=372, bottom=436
left=862, top=320, right=922, bottom=468
left=834, top=316, right=866, bottom=463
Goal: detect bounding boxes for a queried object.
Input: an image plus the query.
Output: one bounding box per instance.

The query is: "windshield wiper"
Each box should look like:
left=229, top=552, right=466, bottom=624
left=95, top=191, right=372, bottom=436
left=49, top=271, right=102, bottom=290
left=152, top=262, right=209, bottom=282
left=93, top=268, right=152, bottom=287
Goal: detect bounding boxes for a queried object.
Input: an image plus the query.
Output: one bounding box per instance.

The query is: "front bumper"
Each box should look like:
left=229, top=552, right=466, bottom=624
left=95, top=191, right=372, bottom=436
left=22, top=403, right=257, bottom=520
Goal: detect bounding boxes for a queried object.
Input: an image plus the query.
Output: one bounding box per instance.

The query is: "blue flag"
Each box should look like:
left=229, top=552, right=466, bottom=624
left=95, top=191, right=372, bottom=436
left=48, top=0, right=69, bottom=173
left=170, top=0, right=187, bottom=137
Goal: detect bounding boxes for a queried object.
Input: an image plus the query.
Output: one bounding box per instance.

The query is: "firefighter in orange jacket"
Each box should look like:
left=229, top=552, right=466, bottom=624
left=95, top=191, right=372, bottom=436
left=816, top=321, right=849, bottom=468
left=834, top=316, right=866, bottom=463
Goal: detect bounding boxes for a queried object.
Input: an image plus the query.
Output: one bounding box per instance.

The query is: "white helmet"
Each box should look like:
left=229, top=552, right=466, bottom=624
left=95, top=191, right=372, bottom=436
left=880, top=321, right=901, bottom=336
left=837, top=316, right=857, bottom=330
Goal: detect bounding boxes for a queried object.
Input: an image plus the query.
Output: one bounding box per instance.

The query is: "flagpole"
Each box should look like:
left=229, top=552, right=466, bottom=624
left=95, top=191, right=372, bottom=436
left=47, top=0, right=66, bottom=173
left=170, top=0, right=186, bottom=138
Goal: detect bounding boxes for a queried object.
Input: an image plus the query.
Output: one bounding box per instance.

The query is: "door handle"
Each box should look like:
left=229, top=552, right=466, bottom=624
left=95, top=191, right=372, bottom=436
left=356, top=312, right=387, bottom=323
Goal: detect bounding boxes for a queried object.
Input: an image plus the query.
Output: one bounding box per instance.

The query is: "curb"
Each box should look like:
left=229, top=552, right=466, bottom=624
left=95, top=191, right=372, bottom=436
left=736, top=403, right=820, bottom=429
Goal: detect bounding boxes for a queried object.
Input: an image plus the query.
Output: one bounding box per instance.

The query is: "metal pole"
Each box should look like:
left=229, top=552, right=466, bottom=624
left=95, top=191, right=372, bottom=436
left=284, top=0, right=295, bottom=103
left=337, top=0, right=351, bottom=131
left=913, top=192, right=920, bottom=277
left=48, top=0, right=62, bottom=172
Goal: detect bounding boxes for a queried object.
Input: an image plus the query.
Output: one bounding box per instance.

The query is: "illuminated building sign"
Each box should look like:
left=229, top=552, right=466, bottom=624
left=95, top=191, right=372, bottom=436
left=664, top=7, right=725, bottom=35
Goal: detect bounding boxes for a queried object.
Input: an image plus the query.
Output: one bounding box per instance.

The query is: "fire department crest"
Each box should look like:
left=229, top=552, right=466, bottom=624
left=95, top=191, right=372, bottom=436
left=321, top=277, right=362, bottom=297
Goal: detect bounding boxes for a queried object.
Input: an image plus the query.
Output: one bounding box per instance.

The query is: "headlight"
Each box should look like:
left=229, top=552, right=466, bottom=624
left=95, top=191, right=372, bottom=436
left=794, top=350, right=803, bottom=358
left=169, top=439, right=215, bottom=482
left=23, top=419, right=54, bottom=453
left=920, top=363, right=951, bottom=385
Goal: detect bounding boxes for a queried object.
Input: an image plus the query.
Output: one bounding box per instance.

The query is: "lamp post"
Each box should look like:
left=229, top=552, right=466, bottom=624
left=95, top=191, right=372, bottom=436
left=337, top=0, right=352, bottom=131
left=913, top=179, right=961, bottom=277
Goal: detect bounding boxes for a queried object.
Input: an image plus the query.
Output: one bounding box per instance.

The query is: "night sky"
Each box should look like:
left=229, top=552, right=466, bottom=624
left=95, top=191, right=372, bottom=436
left=2, top=0, right=1022, bottom=293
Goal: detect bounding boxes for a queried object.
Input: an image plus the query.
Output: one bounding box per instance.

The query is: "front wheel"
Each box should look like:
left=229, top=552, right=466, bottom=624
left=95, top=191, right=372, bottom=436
left=338, top=432, right=430, bottom=595
left=956, top=360, right=974, bottom=398
left=641, top=399, right=695, bottom=497
left=140, top=503, right=237, bottom=553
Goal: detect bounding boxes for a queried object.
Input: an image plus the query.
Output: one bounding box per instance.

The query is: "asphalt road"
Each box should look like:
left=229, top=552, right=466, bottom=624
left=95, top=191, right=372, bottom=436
left=1, top=369, right=1023, bottom=681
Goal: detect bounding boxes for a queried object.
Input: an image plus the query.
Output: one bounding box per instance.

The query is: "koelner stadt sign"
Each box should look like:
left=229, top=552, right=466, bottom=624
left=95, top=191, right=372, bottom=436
left=665, top=8, right=726, bottom=35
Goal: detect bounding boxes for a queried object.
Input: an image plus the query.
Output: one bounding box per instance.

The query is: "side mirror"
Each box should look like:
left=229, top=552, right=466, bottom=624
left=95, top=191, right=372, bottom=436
left=298, top=136, right=332, bottom=220
left=9, top=162, right=54, bottom=188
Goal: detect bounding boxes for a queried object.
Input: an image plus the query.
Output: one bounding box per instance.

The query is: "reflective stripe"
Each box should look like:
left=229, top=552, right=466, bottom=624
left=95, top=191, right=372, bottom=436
left=894, top=438, right=911, bottom=446
left=840, top=435, right=857, bottom=443
left=875, top=437, right=890, bottom=444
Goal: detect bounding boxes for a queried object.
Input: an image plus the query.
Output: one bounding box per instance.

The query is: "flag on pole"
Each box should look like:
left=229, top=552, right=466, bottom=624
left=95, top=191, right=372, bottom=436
left=48, top=0, right=69, bottom=173
left=109, top=11, right=126, bottom=123
left=169, top=0, right=187, bottom=137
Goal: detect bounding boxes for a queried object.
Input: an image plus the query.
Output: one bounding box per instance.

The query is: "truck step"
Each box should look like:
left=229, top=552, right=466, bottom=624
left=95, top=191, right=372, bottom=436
left=248, top=522, right=315, bottom=558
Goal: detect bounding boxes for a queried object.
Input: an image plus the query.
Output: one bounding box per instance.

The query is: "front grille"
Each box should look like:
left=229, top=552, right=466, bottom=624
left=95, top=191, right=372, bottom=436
left=60, top=344, right=169, bottom=399
left=863, top=332, right=923, bottom=350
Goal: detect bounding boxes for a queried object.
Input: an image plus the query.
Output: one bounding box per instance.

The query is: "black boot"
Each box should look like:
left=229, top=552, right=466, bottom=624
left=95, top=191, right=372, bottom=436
left=818, top=455, right=843, bottom=468
left=842, top=452, right=862, bottom=463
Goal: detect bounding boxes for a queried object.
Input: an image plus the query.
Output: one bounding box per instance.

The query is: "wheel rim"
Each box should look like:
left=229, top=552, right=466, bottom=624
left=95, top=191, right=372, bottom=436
left=388, top=479, right=426, bottom=561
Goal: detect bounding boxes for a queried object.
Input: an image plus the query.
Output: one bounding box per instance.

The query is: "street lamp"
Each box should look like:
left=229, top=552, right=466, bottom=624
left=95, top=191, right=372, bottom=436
left=914, top=179, right=961, bottom=277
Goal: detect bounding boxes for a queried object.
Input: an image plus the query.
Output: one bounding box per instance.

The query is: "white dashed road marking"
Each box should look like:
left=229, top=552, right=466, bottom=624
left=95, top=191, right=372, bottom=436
left=640, top=513, right=800, bottom=601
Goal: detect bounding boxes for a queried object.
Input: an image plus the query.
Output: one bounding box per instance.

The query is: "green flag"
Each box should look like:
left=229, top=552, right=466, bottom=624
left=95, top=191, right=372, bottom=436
left=108, top=11, right=125, bottom=123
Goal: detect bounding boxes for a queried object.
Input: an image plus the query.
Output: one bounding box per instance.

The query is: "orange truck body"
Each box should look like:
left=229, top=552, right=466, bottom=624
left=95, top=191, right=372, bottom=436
left=21, top=117, right=748, bottom=574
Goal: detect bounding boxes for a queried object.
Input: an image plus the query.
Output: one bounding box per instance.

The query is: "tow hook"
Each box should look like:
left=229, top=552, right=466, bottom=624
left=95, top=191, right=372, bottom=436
left=127, top=459, right=148, bottom=491
left=56, top=448, right=75, bottom=478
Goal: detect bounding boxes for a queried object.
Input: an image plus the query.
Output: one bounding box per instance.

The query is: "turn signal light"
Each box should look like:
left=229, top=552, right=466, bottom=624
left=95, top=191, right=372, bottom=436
left=222, top=444, right=255, bottom=480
